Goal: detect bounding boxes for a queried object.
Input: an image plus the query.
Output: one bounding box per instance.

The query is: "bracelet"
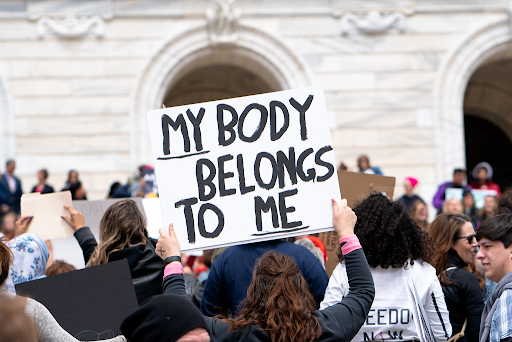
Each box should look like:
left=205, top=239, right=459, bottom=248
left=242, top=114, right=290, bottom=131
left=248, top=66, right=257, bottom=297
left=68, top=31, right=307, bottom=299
left=339, top=235, right=362, bottom=255
left=164, top=255, right=182, bottom=266
left=164, top=263, right=184, bottom=279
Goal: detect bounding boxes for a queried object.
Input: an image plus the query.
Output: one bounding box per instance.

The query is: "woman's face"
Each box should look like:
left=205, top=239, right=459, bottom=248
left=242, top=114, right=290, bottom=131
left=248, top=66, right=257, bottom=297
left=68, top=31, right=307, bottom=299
left=463, top=193, right=474, bottom=208
left=75, top=185, right=85, bottom=199
left=359, top=157, right=368, bottom=170
left=452, top=221, right=478, bottom=264
left=69, top=171, right=78, bottom=183
left=447, top=199, right=463, bottom=214
left=484, top=196, right=497, bottom=214
left=477, top=168, right=488, bottom=181
left=414, top=203, right=428, bottom=222
left=1, top=216, right=15, bottom=234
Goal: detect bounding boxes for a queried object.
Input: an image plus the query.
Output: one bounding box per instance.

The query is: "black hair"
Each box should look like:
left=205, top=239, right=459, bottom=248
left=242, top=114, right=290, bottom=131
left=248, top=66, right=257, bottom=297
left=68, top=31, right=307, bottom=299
left=476, top=214, right=512, bottom=248
left=453, top=168, right=465, bottom=175
left=496, top=191, right=512, bottom=215
left=5, top=160, right=14, bottom=167
left=339, top=193, right=433, bottom=268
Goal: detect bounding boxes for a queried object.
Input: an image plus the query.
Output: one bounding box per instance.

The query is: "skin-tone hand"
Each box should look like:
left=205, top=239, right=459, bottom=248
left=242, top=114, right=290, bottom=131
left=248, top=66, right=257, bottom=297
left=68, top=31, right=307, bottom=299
left=45, top=240, right=54, bottom=269
left=332, top=198, right=357, bottom=239
left=156, top=223, right=181, bottom=261
left=61, top=206, right=85, bottom=231
left=15, top=216, right=33, bottom=236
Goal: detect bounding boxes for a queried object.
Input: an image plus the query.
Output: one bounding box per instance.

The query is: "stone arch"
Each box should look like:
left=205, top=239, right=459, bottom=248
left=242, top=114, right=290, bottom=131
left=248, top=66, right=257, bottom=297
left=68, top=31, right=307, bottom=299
left=130, top=24, right=313, bottom=167
left=433, top=17, right=512, bottom=182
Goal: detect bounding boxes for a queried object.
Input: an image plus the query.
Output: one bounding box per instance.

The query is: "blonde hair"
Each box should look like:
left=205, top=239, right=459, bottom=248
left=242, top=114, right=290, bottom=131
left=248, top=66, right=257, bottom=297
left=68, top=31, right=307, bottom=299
left=87, top=200, right=149, bottom=267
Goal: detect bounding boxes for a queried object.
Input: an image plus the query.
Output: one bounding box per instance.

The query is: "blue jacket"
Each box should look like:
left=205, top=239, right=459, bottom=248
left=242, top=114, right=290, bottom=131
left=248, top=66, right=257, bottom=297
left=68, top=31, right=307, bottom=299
left=0, top=174, right=23, bottom=214
left=200, top=240, right=329, bottom=316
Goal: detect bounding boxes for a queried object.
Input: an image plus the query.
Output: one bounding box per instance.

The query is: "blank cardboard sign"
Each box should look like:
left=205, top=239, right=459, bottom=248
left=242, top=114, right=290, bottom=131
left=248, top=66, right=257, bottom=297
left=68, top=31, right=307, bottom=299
left=15, top=259, right=138, bottom=341
left=319, top=170, right=396, bottom=276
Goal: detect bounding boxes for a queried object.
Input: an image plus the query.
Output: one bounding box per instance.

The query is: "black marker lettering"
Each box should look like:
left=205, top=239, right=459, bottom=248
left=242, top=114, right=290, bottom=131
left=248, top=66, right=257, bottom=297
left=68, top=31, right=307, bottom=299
left=198, top=203, right=224, bottom=239
left=289, top=95, right=313, bottom=141
left=175, top=197, right=198, bottom=243
left=238, top=103, right=268, bottom=143
left=186, top=108, right=205, bottom=151
left=254, top=152, right=277, bottom=190
left=276, top=147, right=297, bottom=188
left=218, top=154, right=236, bottom=197
left=278, top=188, right=302, bottom=229
left=162, top=114, right=190, bottom=154
left=296, top=148, right=316, bottom=182
left=254, top=196, right=279, bottom=231
left=196, top=159, right=216, bottom=201
left=237, top=154, right=255, bottom=195
left=270, top=100, right=289, bottom=141
left=217, top=104, right=238, bottom=146
left=315, top=145, right=335, bottom=182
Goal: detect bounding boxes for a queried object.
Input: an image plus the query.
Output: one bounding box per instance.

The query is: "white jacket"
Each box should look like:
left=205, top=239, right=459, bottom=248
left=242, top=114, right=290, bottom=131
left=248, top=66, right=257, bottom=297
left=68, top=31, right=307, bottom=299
left=321, top=260, right=452, bottom=342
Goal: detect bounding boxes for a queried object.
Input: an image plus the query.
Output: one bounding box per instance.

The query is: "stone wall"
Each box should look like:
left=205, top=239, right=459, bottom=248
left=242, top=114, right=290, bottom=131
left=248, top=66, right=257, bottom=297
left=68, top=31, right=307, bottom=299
left=0, top=0, right=510, bottom=216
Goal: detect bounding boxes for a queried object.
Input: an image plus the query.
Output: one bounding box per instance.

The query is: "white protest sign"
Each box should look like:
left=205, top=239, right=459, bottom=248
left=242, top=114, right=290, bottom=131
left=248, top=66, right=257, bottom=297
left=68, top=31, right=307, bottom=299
left=147, top=86, right=341, bottom=252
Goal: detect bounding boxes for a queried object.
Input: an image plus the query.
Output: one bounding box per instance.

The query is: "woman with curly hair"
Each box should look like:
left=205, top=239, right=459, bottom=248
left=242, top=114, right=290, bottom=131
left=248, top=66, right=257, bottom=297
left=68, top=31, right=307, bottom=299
left=428, top=213, right=483, bottom=342
left=141, top=199, right=375, bottom=342
left=321, top=193, right=452, bottom=342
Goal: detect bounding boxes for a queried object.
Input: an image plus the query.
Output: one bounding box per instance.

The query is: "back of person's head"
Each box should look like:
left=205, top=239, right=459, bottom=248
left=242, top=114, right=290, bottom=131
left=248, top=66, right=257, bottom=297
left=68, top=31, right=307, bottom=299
left=496, top=191, right=512, bottom=215
left=45, top=260, right=76, bottom=276
left=121, top=294, right=208, bottom=342
left=476, top=214, right=512, bottom=248
left=0, top=239, right=13, bottom=286
left=294, top=239, right=325, bottom=268
left=226, top=251, right=321, bottom=342
left=443, top=198, right=463, bottom=215
left=5, top=234, right=48, bottom=293
left=87, top=199, right=148, bottom=267
left=428, top=213, right=471, bottom=285
left=348, top=193, right=433, bottom=269
left=0, top=293, right=37, bottom=342
left=39, top=169, right=48, bottom=180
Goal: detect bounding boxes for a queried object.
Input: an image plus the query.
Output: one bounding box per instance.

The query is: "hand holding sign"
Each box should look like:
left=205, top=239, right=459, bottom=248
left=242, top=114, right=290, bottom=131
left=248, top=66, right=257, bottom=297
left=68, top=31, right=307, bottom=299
left=62, top=206, right=85, bottom=231
left=331, top=198, right=356, bottom=239
left=157, top=224, right=181, bottom=259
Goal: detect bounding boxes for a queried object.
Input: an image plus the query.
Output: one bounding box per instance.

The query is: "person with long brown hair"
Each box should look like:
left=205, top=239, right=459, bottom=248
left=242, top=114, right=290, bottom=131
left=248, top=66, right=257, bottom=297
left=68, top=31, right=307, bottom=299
left=428, top=213, right=484, bottom=342
left=145, top=199, right=375, bottom=342
left=0, top=238, right=126, bottom=342
left=67, top=199, right=163, bottom=304
left=321, top=193, right=451, bottom=342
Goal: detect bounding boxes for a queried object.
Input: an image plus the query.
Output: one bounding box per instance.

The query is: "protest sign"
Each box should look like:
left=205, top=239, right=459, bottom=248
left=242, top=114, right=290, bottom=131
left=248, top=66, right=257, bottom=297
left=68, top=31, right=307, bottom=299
left=16, top=259, right=137, bottom=341
left=471, top=189, right=498, bottom=210
left=21, top=191, right=73, bottom=240
left=147, top=86, right=341, bottom=252
left=72, top=198, right=146, bottom=240
left=319, top=170, right=396, bottom=275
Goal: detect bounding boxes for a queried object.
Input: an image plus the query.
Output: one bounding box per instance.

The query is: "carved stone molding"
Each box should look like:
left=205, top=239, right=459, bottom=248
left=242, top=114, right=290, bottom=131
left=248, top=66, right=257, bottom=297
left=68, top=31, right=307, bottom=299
left=206, top=0, right=241, bottom=44
left=341, top=11, right=406, bottom=35
left=36, top=15, right=105, bottom=39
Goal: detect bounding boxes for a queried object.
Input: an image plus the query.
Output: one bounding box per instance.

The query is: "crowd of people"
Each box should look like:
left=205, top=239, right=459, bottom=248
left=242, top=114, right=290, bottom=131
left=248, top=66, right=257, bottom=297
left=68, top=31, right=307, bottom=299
left=0, top=155, right=511, bottom=342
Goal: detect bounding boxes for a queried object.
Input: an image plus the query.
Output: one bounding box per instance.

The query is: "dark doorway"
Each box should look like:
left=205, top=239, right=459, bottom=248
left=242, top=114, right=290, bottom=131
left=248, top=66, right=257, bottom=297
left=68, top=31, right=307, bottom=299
left=464, top=114, right=512, bottom=192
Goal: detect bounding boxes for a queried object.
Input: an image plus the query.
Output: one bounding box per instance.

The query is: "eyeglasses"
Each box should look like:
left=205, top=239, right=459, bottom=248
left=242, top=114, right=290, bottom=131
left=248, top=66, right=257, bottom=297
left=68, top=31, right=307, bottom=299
left=456, top=234, right=476, bottom=244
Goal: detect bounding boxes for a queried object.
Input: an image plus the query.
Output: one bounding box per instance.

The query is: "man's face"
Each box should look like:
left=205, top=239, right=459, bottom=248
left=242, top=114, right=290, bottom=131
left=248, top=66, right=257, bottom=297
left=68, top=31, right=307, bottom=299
left=6, top=161, right=15, bottom=174
left=453, top=172, right=464, bottom=185
left=476, top=238, right=512, bottom=283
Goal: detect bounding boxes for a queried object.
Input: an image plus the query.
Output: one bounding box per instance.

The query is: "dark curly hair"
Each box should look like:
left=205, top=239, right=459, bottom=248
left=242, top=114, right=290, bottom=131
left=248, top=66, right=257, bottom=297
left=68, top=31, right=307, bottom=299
left=338, top=193, right=433, bottom=269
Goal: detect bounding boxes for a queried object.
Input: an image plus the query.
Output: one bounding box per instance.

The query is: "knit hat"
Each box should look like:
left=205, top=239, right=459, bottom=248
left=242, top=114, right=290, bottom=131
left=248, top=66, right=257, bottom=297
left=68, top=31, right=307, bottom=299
left=405, top=177, right=418, bottom=188
left=306, top=236, right=327, bottom=263
left=120, top=294, right=208, bottom=342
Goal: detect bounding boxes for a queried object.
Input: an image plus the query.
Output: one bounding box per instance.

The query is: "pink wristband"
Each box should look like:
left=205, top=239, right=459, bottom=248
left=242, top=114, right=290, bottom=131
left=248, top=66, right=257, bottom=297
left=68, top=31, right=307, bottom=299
left=164, top=263, right=184, bottom=279
left=339, top=235, right=361, bottom=255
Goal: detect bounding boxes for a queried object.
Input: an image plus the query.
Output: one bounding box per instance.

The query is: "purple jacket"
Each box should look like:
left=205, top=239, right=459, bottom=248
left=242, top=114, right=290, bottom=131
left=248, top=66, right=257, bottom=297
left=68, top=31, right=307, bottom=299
left=433, top=181, right=472, bottom=210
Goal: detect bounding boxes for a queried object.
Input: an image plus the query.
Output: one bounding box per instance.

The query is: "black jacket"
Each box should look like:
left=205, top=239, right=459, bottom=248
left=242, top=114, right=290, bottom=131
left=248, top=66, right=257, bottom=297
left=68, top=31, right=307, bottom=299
left=74, top=227, right=164, bottom=305
left=163, top=248, right=375, bottom=342
left=442, top=250, right=484, bottom=342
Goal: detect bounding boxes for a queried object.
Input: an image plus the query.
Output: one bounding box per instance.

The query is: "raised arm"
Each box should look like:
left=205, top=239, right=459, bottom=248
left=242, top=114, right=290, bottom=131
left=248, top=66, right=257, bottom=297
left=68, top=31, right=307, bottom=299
left=63, top=206, right=96, bottom=264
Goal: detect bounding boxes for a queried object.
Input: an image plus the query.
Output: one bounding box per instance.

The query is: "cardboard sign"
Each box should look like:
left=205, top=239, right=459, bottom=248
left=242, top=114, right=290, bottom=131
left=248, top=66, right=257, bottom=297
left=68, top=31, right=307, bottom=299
left=319, top=170, right=396, bottom=275
left=15, top=259, right=138, bottom=341
left=72, top=198, right=146, bottom=241
left=147, top=86, right=341, bottom=252
left=21, top=191, right=73, bottom=240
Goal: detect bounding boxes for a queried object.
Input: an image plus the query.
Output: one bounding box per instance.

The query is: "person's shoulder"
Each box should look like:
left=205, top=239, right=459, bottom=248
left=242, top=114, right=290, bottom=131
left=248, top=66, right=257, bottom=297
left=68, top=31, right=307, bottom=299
left=406, top=260, right=437, bottom=278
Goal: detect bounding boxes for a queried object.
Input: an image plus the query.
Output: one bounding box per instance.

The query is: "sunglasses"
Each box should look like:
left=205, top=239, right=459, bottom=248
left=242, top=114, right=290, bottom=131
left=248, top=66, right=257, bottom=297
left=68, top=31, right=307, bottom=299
left=456, top=234, right=476, bottom=244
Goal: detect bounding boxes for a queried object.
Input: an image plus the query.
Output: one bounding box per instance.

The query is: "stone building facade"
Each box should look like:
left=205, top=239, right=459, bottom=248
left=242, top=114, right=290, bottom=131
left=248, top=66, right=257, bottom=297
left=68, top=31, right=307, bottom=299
left=0, top=0, right=511, bottom=211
